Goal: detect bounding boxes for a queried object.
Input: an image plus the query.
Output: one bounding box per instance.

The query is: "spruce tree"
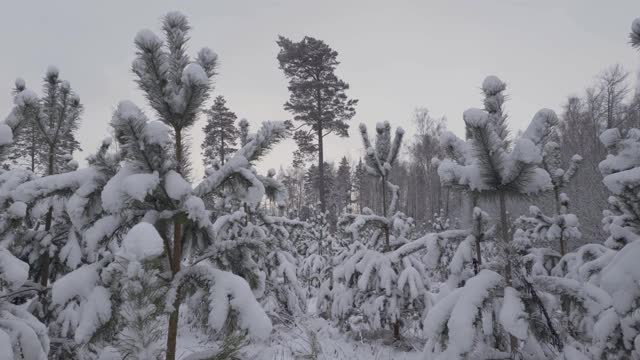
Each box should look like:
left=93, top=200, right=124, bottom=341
left=353, top=158, right=369, bottom=213
left=276, top=36, right=357, bottom=214
left=201, top=95, right=239, bottom=167
left=335, top=156, right=352, bottom=214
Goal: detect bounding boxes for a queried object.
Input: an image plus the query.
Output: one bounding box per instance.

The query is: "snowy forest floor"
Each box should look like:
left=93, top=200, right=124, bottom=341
left=176, top=299, right=421, bottom=360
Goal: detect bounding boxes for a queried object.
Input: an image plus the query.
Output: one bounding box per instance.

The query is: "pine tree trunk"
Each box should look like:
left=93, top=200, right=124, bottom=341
left=318, top=125, right=325, bottom=214
left=471, top=194, right=482, bottom=267
left=393, top=320, right=401, bottom=340
left=498, top=194, right=511, bottom=284
left=220, top=130, right=225, bottom=166
left=498, top=193, right=518, bottom=352
left=166, top=129, right=184, bottom=360
left=317, top=123, right=326, bottom=256
left=38, top=147, right=55, bottom=287
left=554, top=187, right=566, bottom=256
left=382, top=177, right=390, bottom=251
left=30, top=126, right=36, bottom=173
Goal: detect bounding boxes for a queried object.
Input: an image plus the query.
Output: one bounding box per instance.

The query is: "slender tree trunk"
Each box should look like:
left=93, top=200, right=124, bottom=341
left=166, top=129, right=184, bottom=360
left=393, top=320, right=401, bottom=340
left=498, top=193, right=518, bottom=352
left=498, top=194, right=511, bottom=284
left=382, top=177, right=390, bottom=251
left=317, top=124, right=325, bottom=214
left=317, top=121, right=326, bottom=256
left=30, top=126, right=36, bottom=173
left=220, top=130, right=225, bottom=166
left=553, top=187, right=566, bottom=256
left=39, top=147, right=55, bottom=287
left=471, top=194, right=482, bottom=267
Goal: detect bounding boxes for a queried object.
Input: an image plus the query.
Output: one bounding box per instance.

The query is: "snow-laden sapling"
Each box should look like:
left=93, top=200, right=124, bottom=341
left=258, top=212, right=307, bottom=321
left=6, top=69, right=83, bottom=288
left=430, top=76, right=576, bottom=357
left=513, top=141, right=582, bottom=277
left=598, top=128, right=640, bottom=249
left=326, top=122, right=434, bottom=342
left=515, top=134, right=582, bottom=257
left=48, top=110, right=288, bottom=357
left=0, top=248, right=49, bottom=360
left=437, top=76, right=554, bottom=285
left=437, top=207, right=495, bottom=289
left=0, top=122, right=50, bottom=360
left=297, top=205, right=334, bottom=297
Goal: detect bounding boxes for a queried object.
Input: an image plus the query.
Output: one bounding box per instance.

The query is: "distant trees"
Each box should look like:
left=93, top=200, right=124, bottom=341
left=406, top=108, right=447, bottom=224
left=558, top=64, right=640, bottom=244
left=276, top=35, right=358, bottom=214
left=201, top=96, right=239, bottom=167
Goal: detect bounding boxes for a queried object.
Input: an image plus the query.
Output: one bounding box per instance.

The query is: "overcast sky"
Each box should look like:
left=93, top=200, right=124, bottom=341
left=1, top=0, right=639, bottom=177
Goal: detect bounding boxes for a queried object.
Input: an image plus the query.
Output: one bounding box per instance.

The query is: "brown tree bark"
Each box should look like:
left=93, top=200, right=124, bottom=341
left=498, top=194, right=518, bottom=352
left=165, top=129, right=184, bottom=360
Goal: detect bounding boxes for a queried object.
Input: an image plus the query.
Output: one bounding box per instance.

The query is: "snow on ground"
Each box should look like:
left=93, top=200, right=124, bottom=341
left=177, top=302, right=422, bottom=360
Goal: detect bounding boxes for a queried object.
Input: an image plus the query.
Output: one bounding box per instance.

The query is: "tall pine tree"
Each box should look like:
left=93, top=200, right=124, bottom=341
left=276, top=36, right=357, bottom=214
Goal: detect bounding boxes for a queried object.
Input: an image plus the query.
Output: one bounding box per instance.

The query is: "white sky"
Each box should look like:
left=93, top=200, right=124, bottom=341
left=1, top=0, right=639, bottom=177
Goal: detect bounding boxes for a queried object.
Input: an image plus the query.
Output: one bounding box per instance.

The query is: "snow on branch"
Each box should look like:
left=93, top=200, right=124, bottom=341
left=165, top=265, right=272, bottom=340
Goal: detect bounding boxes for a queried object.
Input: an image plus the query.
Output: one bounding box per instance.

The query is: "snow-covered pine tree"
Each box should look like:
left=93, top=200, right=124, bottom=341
left=6, top=79, right=44, bottom=173
left=8, top=69, right=82, bottom=176
left=0, top=247, right=49, bottom=360
left=197, top=156, right=306, bottom=324
left=258, top=211, right=307, bottom=321
left=561, top=125, right=640, bottom=358
left=599, top=127, right=640, bottom=249
left=303, top=162, right=338, bottom=225
left=201, top=95, right=240, bottom=168
left=0, top=113, right=50, bottom=360
left=429, top=77, right=578, bottom=357
left=6, top=68, right=83, bottom=288
left=359, top=122, right=405, bottom=251
left=129, top=12, right=218, bottom=359
left=521, top=29, right=640, bottom=359
left=297, top=204, right=334, bottom=299
left=323, top=122, right=438, bottom=342
left=509, top=128, right=583, bottom=285
left=437, top=76, right=554, bottom=284
left=527, top=131, right=583, bottom=255
left=50, top=99, right=286, bottom=357
left=426, top=207, right=495, bottom=288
